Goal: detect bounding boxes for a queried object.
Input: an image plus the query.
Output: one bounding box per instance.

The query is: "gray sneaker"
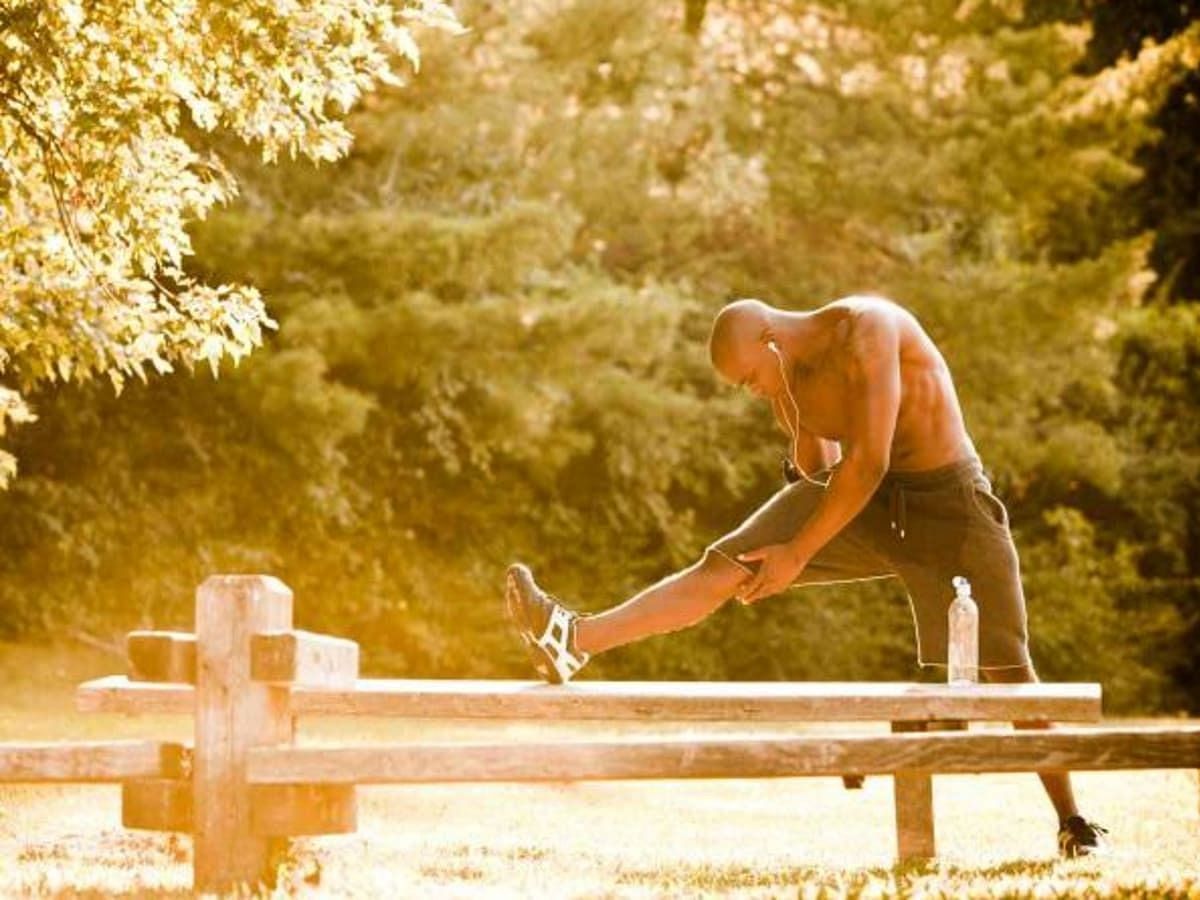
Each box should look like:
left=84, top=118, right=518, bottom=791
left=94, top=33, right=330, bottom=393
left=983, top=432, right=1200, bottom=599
left=504, top=563, right=589, bottom=684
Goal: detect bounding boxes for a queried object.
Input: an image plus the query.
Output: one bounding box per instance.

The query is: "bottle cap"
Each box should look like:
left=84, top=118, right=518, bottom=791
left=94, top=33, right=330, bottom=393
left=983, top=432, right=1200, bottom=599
left=952, top=575, right=972, bottom=600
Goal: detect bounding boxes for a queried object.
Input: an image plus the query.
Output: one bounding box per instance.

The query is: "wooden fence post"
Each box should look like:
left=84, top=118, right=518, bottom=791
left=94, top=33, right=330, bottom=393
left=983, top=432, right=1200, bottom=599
left=193, top=575, right=294, bottom=893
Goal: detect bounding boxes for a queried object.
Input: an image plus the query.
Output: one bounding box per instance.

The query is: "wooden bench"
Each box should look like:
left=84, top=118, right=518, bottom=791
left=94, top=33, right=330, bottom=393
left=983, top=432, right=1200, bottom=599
left=2, top=574, right=1198, bottom=893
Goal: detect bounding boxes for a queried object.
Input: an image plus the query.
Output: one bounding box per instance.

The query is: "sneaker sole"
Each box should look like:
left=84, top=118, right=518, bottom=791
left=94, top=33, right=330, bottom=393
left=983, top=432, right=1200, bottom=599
left=504, top=568, right=560, bottom=684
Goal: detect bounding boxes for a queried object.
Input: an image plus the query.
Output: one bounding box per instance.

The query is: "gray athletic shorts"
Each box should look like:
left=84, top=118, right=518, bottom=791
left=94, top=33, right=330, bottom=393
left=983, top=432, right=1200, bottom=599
left=707, top=457, right=1032, bottom=671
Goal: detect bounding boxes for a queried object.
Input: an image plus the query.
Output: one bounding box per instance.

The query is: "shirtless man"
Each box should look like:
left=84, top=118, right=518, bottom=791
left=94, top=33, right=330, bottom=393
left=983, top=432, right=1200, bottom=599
left=505, top=295, right=1106, bottom=856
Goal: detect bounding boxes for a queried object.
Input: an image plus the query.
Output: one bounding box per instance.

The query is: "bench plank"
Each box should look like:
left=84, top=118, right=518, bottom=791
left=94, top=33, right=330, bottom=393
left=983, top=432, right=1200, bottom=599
left=290, top=680, right=1102, bottom=722
left=246, top=727, right=1200, bottom=784
left=127, top=630, right=196, bottom=684
left=251, top=630, right=359, bottom=687
left=75, top=677, right=1102, bottom=722
left=0, top=740, right=187, bottom=783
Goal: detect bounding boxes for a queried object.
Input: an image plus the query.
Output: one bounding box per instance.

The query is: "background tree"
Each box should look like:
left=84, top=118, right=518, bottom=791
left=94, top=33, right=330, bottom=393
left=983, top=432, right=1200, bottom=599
left=1083, top=0, right=1200, bottom=706
left=1082, top=0, right=1200, bottom=300
left=0, top=0, right=460, bottom=484
left=1033, top=0, right=1200, bottom=705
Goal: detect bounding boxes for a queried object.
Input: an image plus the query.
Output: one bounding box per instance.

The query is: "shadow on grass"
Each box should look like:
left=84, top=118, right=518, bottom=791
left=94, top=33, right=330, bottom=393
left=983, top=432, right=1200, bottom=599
left=37, top=890, right=193, bottom=899
left=12, top=831, right=192, bottom=899
left=888, top=858, right=1063, bottom=879
left=607, top=857, right=1082, bottom=894
left=296, top=839, right=1126, bottom=896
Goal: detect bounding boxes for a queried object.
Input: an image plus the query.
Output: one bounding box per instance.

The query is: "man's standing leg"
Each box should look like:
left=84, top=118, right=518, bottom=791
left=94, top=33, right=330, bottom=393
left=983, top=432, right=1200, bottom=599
left=981, top=663, right=1079, bottom=820
left=893, top=463, right=1107, bottom=857
left=982, top=663, right=1109, bottom=856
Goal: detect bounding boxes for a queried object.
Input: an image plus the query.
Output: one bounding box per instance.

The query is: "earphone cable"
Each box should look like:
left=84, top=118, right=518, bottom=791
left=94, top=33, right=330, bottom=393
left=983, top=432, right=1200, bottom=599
left=771, top=343, right=815, bottom=484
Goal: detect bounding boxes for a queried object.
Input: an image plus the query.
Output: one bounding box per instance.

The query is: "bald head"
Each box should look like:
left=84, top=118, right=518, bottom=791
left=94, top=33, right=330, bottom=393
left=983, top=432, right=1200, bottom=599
left=709, top=298, right=774, bottom=372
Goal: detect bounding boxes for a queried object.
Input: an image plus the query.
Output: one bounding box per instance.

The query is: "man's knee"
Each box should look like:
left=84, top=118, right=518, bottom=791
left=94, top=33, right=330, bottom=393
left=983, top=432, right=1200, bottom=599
left=981, top=663, right=1038, bottom=685
left=698, top=546, right=752, bottom=594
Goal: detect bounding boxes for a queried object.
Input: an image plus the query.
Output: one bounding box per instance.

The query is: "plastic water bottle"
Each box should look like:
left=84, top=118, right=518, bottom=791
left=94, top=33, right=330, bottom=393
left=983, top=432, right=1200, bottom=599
left=947, top=576, right=979, bottom=685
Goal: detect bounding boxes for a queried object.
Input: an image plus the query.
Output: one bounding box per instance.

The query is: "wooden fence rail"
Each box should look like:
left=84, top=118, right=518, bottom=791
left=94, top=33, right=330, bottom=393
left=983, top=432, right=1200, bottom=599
left=1, top=574, right=1198, bottom=893
left=244, top=728, right=1200, bottom=785
left=0, top=740, right=186, bottom=783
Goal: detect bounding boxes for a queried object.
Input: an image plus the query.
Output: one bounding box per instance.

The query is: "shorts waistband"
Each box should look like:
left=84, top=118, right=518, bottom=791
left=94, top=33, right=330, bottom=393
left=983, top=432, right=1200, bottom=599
left=881, top=456, right=983, bottom=489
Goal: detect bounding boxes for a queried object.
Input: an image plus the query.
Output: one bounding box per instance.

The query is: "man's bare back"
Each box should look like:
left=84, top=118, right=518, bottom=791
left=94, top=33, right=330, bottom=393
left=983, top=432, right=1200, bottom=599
left=783, top=296, right=976, bottom=472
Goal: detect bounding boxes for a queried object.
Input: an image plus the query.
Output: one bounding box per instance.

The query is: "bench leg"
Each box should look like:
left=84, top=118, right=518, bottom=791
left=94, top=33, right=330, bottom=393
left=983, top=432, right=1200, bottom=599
left=892, top=721, right=935, bottom=862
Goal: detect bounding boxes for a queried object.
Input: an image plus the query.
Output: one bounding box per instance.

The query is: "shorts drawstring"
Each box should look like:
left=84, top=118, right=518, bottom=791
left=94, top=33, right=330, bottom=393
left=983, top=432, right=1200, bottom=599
left=889, top=482, right=907, bottom=540
left=883, top=456, right=983, bottom=542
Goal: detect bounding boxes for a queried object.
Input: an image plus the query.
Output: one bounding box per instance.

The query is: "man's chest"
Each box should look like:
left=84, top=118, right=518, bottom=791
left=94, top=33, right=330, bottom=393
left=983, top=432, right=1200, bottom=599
left=791, top=366, right=851, bottom=439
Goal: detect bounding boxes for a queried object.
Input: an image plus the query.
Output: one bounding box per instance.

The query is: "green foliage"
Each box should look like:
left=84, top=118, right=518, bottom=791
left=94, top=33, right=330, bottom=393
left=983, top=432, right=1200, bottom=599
left=0, top=0, right=461, bottom=484
left=1, top=0, right=1197, bottom=710
left=1117, top=304, right=1200, bottom=535
left=1022, top=507, right=1183, bottom=710
left=1111, top=302, right=1200, bottom=699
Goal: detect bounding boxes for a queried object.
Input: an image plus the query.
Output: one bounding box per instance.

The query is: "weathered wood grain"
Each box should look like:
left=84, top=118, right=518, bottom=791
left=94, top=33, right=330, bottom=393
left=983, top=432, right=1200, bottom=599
left=193, top=575, right=294, bottom=893
left=76, top=675, right=193, bottom=714
left=288, top=680, right=1102, bottom=723
left=251, top=783, right=357, bottom=836
left=126, top=630, right=197, bottom=683
left=251, top=630, right=359, bottom=687
left=246, top=727, right=1200, bottom=784
left=124, top=778, right=193, bottom=832
left=75, top=678, right=1101, bottom=722
left=0, top=740, right=186, bottom=782
left=892, top=721, right=935, bottom=861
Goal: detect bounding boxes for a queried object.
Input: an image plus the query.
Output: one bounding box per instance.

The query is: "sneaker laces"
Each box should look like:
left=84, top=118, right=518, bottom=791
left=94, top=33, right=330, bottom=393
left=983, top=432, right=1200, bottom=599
left=533, top=601, right=588, bottom=682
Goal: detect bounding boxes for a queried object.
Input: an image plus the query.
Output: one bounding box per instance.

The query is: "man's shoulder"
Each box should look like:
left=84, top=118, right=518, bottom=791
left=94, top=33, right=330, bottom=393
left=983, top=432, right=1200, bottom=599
left=825, top=294, right=908, bottom=319
left=836, top=296, right=931, bottom=348
left=832, top=296, right=907, bottom=342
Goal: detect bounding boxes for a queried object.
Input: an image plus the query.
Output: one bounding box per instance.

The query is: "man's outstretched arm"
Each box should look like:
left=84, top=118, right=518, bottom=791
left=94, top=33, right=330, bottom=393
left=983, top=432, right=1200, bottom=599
left=738, top=310, right=901, bottom=602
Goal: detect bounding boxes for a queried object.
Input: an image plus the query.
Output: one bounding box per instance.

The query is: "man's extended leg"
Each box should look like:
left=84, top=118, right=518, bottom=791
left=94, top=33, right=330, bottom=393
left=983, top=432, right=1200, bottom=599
left=508, top=476, right=892, bottom=675
left=574, top=550, right=749, bottom=656
left=505, top=551, right=748, bottom=682
left=576, top=472, right=896, bottom=656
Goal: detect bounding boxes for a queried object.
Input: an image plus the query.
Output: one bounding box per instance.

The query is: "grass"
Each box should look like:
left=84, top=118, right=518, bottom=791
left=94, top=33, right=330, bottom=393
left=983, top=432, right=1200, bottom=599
left=1, top=639, right=1198, bottom=898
